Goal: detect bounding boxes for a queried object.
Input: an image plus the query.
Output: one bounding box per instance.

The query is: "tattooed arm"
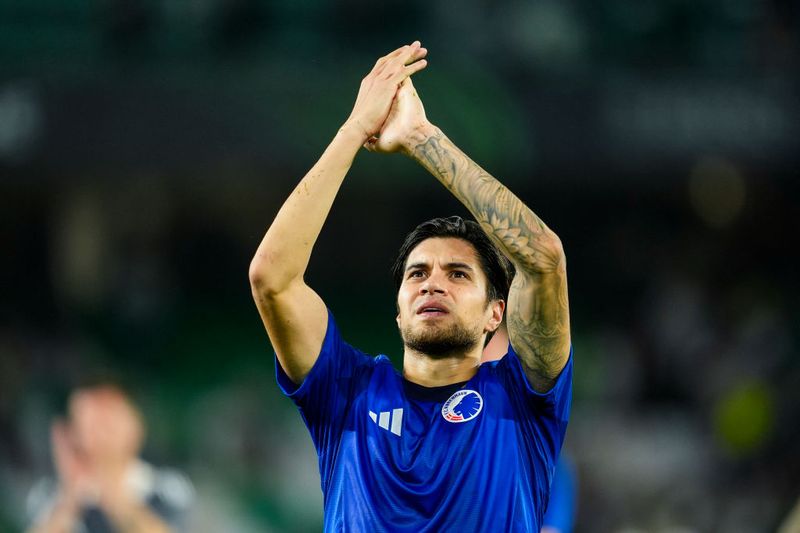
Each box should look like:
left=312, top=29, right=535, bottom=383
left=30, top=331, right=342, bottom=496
left=370, top=78, right=570, bottom=392
left=249, top=43, right=428, bottom=383
left=413, top=128, right=570, bottom=392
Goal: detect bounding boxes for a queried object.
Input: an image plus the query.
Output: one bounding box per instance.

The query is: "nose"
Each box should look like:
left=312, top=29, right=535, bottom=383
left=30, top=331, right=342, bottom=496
left=419, top=271, right=446, bottom=295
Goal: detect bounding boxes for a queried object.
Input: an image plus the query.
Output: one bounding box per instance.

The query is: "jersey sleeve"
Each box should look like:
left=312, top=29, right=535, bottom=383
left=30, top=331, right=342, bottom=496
left=275, top=309, right=373, bottom=480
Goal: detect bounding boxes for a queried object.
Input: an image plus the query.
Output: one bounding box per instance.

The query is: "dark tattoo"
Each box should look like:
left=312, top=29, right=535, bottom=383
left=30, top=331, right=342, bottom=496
left=410, top=130, right=570, bottom=390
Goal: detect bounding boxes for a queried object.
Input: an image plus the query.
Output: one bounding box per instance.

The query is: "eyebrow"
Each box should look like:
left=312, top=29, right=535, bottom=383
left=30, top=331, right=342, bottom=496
left=405, top=262, right=475, bottom=272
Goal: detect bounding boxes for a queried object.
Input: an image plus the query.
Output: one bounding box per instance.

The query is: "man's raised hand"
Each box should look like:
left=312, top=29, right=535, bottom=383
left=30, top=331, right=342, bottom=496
left=51, top=420, right=93, bottom=500
left=344, top=41, right=428, bottom=142
left=364, top=77, right=433, bottom=154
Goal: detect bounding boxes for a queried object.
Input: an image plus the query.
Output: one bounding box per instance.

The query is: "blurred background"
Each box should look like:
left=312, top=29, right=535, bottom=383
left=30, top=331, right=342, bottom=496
left=1, top=0, right=799, bottom=531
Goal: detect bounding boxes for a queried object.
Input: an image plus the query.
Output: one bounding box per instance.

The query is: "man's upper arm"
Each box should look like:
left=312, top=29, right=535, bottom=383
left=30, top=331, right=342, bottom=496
left=251, top=279, right=328, bottom=384
left=506, top=251, right=571, bottom=393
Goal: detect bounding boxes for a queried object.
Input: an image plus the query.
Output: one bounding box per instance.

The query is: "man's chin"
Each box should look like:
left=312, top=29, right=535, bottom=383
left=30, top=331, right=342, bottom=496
left=401, top=326, right=479, bottom=359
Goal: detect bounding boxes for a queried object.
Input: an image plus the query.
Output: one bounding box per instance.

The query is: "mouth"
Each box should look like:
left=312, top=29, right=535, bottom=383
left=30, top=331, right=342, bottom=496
left=416, top=302, right=449, bottom=317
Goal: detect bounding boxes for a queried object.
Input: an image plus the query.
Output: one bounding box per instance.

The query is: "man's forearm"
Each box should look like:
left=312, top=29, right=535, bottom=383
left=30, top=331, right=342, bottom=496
left=405, top=126, right=564, bottom=275
left=249, top=125, right=366, bottom=291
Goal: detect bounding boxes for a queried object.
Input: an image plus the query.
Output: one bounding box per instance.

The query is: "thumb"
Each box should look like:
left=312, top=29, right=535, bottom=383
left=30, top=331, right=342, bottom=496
left=398, top=77, right=425, bottom=112
left=52, top=418, right=69, bottom=452
left=398, top=77, right=415, bottom=98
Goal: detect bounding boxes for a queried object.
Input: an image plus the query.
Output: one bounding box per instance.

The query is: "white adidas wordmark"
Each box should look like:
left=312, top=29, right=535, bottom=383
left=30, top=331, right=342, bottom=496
left=368, top=408, right=403, bottom=436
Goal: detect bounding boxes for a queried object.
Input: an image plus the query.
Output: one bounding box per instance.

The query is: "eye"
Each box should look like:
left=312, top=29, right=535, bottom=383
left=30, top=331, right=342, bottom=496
left=451, top=270, right=468, bottom=279
left=408, top=270, right=425, bottom=279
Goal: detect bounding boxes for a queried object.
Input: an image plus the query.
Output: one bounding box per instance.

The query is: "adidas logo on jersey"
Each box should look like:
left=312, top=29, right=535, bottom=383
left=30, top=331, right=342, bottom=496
left=368, top=408, right=403, bottom=436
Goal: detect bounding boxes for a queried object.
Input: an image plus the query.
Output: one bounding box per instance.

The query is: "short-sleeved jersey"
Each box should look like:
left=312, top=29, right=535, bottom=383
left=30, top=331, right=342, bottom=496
left=277, top=310, right=573, bottom=532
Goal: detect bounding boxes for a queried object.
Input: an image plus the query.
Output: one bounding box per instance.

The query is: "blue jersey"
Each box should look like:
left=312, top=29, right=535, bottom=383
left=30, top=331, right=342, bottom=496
left=277, top=311, right=573, bottom=532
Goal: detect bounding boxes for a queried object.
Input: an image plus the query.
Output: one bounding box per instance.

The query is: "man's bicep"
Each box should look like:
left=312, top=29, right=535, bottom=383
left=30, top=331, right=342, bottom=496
left=506, top=268, right=571, bottom=392
left=252, top=280, right=328, bottom=384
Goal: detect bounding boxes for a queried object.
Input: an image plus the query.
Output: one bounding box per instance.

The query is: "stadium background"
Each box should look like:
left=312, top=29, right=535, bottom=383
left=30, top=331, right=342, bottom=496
left=1, top=1, right=798, bottom=531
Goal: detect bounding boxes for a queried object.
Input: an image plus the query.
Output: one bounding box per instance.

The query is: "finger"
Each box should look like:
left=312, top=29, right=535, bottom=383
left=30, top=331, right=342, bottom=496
left=403, top=59, right=428, bottom=77
left=394, top=41, right=419, bottom=57
left=375, top=42, right=419, bottom=75
left=384, top=41, right=420, bottom=68
left=395, top=78, right=415, bottom=104
left=52, top=419, right=67, bottom=448
left=380, top=42, right=417, bottom=65
left=395, top=42, right=422, bottom=66
left=398, top=76, right=414, bottom=95
left=52, top=420, right=77, bottom=476
left=404, top=46, right=427, bottom=66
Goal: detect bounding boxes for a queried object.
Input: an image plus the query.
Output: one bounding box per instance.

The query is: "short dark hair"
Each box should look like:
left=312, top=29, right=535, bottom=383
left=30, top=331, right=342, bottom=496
left=391, top=216, right=515, bottom=304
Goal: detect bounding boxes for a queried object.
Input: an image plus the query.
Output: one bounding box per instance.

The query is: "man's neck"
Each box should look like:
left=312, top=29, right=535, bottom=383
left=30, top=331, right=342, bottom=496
left=402, top=347, right=482, bottom=387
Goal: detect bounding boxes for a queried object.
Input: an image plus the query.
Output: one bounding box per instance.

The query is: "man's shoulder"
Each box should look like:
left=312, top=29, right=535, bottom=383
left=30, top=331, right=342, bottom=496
left=133, top=460, right=194, bottom=512
left=26, top=476, right=58, bottom=522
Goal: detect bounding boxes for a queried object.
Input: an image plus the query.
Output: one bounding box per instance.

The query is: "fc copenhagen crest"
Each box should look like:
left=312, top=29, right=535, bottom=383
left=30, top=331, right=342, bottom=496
left=441, top=389, right=483, bottom=423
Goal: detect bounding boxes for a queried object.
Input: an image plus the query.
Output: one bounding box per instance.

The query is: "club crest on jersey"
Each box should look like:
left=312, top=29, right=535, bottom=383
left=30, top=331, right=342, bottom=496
left=441, top=389, right=483, bottom=423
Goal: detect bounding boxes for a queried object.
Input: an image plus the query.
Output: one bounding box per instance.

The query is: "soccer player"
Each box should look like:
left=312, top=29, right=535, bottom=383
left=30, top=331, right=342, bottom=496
left=249, top=41, right=572, bottom=532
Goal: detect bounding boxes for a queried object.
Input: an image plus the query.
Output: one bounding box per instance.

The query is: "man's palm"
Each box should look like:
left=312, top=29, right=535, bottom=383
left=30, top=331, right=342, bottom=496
left=52, top=421, right=93, bottom=496
left=369, top=78, right=429, bottom=153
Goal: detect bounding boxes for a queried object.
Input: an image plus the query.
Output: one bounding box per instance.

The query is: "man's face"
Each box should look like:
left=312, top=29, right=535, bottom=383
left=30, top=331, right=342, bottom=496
left=396, top=237, right=503, bottom=358
left=69, top=387, right=143, bottom=463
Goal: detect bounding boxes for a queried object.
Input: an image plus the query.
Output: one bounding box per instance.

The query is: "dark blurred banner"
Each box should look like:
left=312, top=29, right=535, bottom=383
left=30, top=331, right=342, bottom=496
left=1, top=0, right=798, bottom=177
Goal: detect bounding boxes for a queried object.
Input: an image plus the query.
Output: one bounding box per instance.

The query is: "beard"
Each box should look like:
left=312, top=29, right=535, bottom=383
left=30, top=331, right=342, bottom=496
left=400, top=319, right=481, bottom=359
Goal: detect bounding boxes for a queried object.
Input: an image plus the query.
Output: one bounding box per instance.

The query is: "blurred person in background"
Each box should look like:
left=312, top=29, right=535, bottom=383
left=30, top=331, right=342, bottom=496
left=26, top=383, right=192, bottom=533
left=249, top=41, right=572, bottom=531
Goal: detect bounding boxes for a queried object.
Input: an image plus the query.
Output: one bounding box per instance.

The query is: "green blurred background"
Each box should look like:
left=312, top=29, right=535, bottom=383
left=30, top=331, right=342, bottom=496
left=1, top=0, right=798, bottom=531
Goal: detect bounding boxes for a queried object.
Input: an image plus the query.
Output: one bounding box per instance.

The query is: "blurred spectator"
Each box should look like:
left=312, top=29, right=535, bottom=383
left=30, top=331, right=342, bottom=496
left=25, top=384, right=193, bottom=533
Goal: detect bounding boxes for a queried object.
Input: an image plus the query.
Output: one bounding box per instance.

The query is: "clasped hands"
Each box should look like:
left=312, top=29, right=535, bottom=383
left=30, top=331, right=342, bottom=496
left=344, top=41, right=435, bottom=155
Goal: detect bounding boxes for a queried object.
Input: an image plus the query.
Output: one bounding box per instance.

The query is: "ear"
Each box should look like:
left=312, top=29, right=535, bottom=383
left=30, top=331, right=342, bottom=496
left=395, top=299, right=401, bottom=327
left=485, top=299, right=505, bottom=333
